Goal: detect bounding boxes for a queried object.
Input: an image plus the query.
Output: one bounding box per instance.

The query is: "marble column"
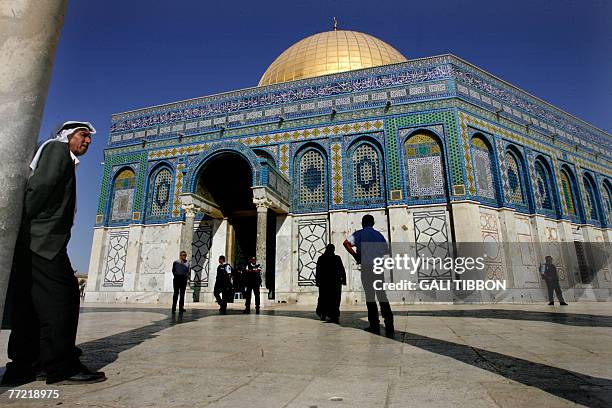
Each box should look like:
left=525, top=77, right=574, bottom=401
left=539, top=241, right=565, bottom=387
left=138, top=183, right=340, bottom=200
left=180, top=204, right=197, bottom=261
left=255, top=203, right=268, bottom=284
left=0, top=0, right=67, bottom=324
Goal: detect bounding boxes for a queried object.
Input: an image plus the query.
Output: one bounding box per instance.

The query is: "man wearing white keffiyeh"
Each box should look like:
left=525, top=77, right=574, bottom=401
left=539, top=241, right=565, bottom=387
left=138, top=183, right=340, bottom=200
left=1, top=121, right=107, bottom=386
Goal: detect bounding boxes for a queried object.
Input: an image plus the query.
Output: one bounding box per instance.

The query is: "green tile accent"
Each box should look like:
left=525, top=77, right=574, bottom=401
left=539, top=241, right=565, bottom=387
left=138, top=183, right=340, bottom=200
left=97, top=152, right=148, bottom=218
left=384, top=110, right=462, bottom=192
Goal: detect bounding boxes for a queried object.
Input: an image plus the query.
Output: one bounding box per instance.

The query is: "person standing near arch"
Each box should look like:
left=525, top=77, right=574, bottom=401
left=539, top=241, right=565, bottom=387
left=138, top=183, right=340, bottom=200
left=172, top=250, right=191, bottom=313
left=243, top=256, right=262, bottom=314
left=540, top=256, right=568, bottom=306
left=214, top=255, right=233, bottom=314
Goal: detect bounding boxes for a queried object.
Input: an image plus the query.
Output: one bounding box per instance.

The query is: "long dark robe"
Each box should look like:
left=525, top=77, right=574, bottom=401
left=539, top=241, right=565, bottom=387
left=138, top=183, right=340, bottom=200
left=315, top=254, right=346, bottom=320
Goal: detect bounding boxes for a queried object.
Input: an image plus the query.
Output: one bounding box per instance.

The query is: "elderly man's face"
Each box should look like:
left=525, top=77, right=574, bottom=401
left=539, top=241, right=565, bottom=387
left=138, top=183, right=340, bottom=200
left=68, top=129, right=92, bottom=156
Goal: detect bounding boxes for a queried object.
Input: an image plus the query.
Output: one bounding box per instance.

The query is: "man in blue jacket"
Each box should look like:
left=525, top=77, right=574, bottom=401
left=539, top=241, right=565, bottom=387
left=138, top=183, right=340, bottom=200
left=344, top=214, right=394, bottom=335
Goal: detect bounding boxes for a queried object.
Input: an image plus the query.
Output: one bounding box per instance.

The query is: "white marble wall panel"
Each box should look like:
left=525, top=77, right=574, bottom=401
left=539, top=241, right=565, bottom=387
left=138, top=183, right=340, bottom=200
left=275, top=214, right=293, bottom=296
left=207, top=218, right=227, bottom=291
left=544, top=220, right=569, bottom=284
left=86, top=227, right=108, bottom=293
left=293, top=215, right=328, bottom=290
left=101, top=228, right=131, bottom=292
left=479, top=208, right=506, bottom=280
left=136, top=224, right=170, bottom=292
left=345, top=209, right=389, bottom=290
left=513, top=214, right=540, bottom=288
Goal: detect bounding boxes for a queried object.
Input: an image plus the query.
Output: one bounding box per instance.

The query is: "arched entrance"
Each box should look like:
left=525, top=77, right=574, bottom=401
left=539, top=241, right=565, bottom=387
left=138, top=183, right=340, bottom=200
left=180, top=147, right=289, bottom=303
left=195, top=152, right=257, bottom=269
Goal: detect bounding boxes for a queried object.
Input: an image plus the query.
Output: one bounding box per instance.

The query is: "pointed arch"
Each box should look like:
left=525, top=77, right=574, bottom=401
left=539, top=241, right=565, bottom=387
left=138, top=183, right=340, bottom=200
left=293, top=144, right=328, bottom=211
left=601, top=179, right=612, bottom=225
left=146, top=162, right=174, bottom=221
left=582, top=173, right=601, bottom=223
left=559, top=165, right=578, bottom=217
left=470, top=134, right=497, bottom=202
left=403, top=131, right=448, bottom=200
left=347, top=137, right=385, bottom=204
left=504, top=147, right=526, bottom=206
left=534, top=157, right=554, bottom=212
left=110, top=167, right=137, bottom=222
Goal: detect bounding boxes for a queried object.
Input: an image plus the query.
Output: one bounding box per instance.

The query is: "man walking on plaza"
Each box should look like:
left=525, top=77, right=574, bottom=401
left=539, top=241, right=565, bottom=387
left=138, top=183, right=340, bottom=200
left=540, top=256, right=568, bottom=306
left=243, top=256, right=262, bottom=314
left=214, top=255, right=233, bottom=314
left=172, top=251, right=191, bottom=313
left=343, top=214, right=394, bottom=335
left=2, top=121, right=106, bottom=386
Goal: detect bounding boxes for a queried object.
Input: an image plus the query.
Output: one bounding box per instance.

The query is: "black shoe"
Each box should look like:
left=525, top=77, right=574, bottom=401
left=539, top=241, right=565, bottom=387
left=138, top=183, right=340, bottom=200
left=255, top=307, right=260, bottom=314
left=172, top=309, right=176, bottom=313
left=179, top=308, right=187, bottom=313
left=1, top=363, right=36, bottom=386
left=560, top=302, right=568, bottom=306
left=548, top=302, right=554, bottom=305
left=320, top=315, right=327, bottom=321
left=35, top=370, right=47, bottom=381
left=47, top=371, right=106, bottom=385
left=326, top=318, right=339, bottom=324
left=243, top=309, right=250, bottom=314
left=363, top=326, right=380, bottom=334
left=384, top=319, right=394, bottom=334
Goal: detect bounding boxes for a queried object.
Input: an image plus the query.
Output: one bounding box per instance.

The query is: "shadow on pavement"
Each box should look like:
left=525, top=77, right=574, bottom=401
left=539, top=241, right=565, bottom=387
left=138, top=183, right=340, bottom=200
left=403, top=308, right=612, bottom=328
left=2, top=306, right=611, bottom=407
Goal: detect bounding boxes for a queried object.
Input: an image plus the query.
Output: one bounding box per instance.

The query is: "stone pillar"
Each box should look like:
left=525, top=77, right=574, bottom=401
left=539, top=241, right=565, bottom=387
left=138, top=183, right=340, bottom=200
left=225, top=218, right=235, bottom=266
left=274, top=214, right=292, bottom=300
left=0, top=0, right=67, bottom=323
left=450, top=201, right=482, bottom=242
left=498, top=208, right=519, bottom=288
left=180, top=205, right=197, bottom=261
left=255, top=203, right=268, bottom=284
left=85, top=227, right=107, bottom=296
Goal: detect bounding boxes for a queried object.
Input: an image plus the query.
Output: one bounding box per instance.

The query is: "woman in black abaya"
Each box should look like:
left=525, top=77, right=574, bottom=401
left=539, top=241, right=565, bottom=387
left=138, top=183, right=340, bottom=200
left=315, top=244, right=346, bottom=323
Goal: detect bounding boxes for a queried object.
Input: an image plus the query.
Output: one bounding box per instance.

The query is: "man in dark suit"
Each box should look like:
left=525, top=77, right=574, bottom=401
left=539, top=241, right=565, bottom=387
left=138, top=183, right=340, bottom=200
left=1, top=121, right=106, bottom=386
left=540, top=256, right=568, bottom=306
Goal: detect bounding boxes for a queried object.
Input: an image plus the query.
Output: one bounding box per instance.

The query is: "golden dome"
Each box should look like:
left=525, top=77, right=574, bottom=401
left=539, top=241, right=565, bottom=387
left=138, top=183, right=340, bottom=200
left=258, top=30, right=407, bottom=86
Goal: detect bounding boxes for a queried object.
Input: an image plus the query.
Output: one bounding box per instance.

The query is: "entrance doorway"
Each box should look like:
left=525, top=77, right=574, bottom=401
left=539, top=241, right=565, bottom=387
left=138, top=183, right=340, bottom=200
left=193, top=152, right=276, bottom=298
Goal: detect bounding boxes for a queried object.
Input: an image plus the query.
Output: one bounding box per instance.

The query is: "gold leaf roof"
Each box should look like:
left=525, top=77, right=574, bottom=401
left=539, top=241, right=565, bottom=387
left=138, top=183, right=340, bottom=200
left=258, top=30, right=407, bottom=86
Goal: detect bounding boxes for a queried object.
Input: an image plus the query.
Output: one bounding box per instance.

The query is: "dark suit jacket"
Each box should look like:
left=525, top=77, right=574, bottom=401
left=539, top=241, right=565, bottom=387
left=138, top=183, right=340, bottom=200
left=543, top=264, right=559, bottom=282
left=21, top=141, right=76, bottom=260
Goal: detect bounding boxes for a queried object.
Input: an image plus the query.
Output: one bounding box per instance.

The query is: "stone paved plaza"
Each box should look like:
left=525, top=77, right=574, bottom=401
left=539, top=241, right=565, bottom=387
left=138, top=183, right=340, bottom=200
left=1, top=302, right=611, bottom=407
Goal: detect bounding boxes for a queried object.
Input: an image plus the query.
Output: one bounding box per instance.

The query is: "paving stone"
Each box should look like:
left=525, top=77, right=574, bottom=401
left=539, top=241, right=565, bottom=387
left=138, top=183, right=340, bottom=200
left=0, top=303, right=610, bottom=407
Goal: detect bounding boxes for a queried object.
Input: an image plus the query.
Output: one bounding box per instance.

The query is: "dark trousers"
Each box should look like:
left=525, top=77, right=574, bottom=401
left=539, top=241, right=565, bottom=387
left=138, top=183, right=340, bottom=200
left=545, top=279, right=565, bottom=303
left=8, top=248, right=81, bottom=379
left=361, top=272, right=393, bottom=327
left=214, top=283, right=230, bottom=310
left=172, top=275, right=188, bottom=311
left=244, top=274, right=261, bottom=310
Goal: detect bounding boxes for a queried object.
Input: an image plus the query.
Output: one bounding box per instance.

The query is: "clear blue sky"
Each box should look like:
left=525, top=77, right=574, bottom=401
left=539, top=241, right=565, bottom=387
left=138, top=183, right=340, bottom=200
left=38, top=0, right=611, bottom=274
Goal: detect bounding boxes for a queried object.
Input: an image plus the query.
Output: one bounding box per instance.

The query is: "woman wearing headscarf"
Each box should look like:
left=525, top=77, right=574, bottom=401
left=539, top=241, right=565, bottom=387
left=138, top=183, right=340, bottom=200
left=315, top=244, right=346, bottom=323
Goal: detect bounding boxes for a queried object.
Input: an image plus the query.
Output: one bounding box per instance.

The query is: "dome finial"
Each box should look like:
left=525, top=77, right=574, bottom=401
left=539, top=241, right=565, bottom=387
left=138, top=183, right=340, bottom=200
left=333, top=16, right=338, bottom=31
